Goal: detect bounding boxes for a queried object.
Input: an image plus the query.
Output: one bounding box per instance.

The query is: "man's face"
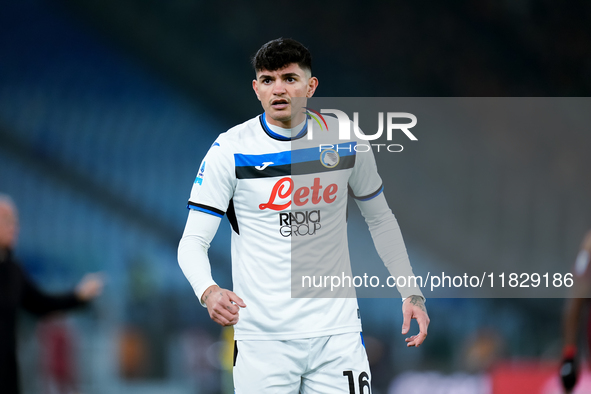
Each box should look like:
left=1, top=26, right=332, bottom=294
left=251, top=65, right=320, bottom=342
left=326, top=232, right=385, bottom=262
left=0, top=202, right=18, bottom=249
left=253, top=63, right=318, bottom=128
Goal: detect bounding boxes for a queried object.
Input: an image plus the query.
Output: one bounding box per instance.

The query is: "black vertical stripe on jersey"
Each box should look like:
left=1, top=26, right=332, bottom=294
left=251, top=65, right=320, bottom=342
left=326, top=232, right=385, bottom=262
left=233, top=340, right=238, bottom=366
left=227, top=198, right=239, bottom=235
left=235, top=155, right=356, bottom=180
left=346, top=200, right=349, bottom=223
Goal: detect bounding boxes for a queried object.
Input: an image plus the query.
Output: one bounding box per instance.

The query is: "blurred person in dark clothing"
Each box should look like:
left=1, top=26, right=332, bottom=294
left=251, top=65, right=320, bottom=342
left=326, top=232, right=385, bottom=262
left=0, top=194, right=103, bottom=394
left=560, top=230, right=591, bottom=393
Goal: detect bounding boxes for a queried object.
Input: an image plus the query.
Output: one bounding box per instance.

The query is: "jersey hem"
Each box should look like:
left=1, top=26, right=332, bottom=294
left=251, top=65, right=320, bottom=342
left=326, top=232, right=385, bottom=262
left=233, top=324, right=363, bottom=341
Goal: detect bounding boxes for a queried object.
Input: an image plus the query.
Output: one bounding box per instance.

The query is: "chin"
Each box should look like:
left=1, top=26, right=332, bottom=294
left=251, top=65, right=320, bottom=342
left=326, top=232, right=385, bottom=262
left=269, top=112, right=292, bottom=124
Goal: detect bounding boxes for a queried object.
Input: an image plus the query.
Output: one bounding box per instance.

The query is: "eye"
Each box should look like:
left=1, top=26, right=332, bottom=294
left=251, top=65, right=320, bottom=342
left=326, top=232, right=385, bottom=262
left=286, top=77, right=295, bottom=83
left=263, top=78, right=272, bottom=84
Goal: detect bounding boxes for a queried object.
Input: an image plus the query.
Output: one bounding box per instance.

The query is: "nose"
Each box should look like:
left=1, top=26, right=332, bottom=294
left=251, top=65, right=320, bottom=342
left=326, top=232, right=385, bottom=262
left=273, top=80, right=286, bottom=95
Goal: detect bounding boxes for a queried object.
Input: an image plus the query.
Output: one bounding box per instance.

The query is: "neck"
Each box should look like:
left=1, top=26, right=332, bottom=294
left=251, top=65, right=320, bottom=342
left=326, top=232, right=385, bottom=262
left=268, top=112, right=307, bottom=129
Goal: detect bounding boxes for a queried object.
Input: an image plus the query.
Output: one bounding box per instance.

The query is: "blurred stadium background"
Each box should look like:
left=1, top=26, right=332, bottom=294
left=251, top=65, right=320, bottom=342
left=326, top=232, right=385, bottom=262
left=1, top=0, right=591, bottom=393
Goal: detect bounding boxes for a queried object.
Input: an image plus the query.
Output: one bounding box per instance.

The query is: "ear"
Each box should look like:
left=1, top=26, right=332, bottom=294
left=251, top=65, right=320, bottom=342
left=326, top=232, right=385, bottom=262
left=306, top=77, right=319, bottom=98
left=252, top=79, right=261, bottom=101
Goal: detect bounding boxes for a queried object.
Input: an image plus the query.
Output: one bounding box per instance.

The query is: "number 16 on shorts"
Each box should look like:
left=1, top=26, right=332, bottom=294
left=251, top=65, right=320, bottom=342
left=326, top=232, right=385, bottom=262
left=343, top=370, right=370, bottom=394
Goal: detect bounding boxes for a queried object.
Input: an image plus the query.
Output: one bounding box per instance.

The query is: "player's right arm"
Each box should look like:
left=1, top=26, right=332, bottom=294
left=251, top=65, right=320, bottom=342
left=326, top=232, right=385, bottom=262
left=178, top=137, right=244, bottom=326
left=178, top=210, right=246, bottom=326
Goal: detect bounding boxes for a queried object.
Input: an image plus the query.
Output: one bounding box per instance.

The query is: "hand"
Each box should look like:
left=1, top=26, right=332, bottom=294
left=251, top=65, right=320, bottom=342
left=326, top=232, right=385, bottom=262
left=201, top=285, right=246, bottom=327
left=560, top=346, right=578, bottom=392
left=402, top=295, right=429, bottom=347
left=75, top=273, right=104, bottom=301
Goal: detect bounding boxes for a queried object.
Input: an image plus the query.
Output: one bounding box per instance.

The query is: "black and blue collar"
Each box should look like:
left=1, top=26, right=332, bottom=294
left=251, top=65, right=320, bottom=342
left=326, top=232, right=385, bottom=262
left=259, top=113, right=308, bottom=141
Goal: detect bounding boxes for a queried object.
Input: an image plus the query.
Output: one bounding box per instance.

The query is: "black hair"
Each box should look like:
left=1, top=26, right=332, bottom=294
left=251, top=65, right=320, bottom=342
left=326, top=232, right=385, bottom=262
left=252, top=38, right=312, bottom=73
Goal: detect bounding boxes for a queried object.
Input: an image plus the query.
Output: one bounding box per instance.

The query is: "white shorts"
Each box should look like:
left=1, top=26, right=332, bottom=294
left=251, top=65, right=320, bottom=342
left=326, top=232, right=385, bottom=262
left=233, top=332, right=371, bottom=393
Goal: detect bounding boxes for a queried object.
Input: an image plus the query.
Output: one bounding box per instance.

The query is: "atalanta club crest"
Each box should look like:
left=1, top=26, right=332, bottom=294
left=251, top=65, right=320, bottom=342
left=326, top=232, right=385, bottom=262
left=320, top=149, right=339, bottom=168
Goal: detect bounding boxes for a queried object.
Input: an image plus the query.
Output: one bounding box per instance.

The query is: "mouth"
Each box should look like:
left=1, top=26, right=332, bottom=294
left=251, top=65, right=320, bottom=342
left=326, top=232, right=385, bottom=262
left=271, top=98, right=289, bottom=110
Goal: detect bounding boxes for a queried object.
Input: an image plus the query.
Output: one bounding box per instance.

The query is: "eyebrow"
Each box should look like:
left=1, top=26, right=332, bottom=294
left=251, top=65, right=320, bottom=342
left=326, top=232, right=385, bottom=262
left=258, top=72, right=301, bottom=81
left=258, top=74, right=274, bottom=81
left=281, top=72, right=300, bottom=79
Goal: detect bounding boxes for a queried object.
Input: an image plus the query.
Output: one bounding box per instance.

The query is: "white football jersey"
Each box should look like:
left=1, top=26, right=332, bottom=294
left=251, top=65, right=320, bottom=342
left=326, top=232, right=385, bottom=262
left=187, top=113, right=383, bottom=340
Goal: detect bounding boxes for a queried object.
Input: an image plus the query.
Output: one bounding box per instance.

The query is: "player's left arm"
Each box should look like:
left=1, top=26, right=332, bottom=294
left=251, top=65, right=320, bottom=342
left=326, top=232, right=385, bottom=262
left=355, top=193, right=429, bottom=347
left=349, top=135, right=428, bottom=346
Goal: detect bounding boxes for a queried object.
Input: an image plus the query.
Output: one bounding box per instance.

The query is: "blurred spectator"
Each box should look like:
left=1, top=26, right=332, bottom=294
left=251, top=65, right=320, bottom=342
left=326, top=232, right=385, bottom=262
left=118, top=325, right=148, bottom=379
left=461, top=329, right=505, bottom=373
left=560, top=230, right=591, bottom=392
left=38, top=316, right=78, bottom=394
left=0, top=194, right=103, bottom=394
left=543, top=370, right=591, bottom=394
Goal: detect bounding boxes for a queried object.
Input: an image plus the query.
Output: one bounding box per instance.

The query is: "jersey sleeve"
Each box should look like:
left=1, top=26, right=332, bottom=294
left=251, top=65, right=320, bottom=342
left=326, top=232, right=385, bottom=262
left=355, top=193, right=424, bottom=300
left=348, top=145, right=383, bottom=200
left=178, top=210, right=222, bottom=305
left=187, top=138, right=236, bottom=217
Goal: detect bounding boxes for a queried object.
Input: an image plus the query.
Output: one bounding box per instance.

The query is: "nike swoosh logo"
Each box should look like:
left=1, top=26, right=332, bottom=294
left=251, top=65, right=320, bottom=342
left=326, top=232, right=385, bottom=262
left=255, top=162, right=274, bottom=170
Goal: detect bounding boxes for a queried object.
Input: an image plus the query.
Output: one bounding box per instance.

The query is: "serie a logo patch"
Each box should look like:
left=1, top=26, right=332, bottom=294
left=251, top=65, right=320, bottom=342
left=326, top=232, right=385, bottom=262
left=195, top=160, right=206, bottom=185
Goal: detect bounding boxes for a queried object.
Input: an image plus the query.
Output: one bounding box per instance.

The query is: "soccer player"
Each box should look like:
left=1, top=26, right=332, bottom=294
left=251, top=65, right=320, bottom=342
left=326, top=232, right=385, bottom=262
left=178, top=38, right=429, bottom=392
left=0, top=194, right=103, bottom=394
left=560, top=230, right=591, bottom=392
